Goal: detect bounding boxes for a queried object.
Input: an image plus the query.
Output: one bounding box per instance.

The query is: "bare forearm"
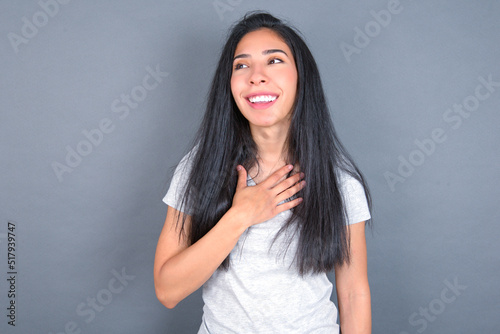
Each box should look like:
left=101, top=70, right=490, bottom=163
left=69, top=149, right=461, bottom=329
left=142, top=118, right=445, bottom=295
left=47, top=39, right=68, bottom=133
left=156, top=208, right=247, bottom=308
left=338, top=290, right=371, bottom=334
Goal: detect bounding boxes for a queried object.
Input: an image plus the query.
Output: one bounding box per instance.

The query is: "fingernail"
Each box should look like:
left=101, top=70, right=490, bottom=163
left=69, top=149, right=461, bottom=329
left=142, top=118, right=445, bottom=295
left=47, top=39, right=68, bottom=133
left=236, top=165, right=242, bottom=171
left=300, top=172, right=305, bottom=178
left=288, top=165, right=293, bottom=170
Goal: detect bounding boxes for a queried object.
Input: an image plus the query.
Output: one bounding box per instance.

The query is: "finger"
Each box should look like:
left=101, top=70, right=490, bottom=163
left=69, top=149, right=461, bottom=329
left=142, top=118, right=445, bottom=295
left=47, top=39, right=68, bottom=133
left=236, top=165, right=248, bottom=189
left=264, top=164, right=294, bottom=188
left=272, top=172, right=304, bottom=195
left=274, top=196, right=303, bottom=214
left=275, top=180, right=306, bottom=204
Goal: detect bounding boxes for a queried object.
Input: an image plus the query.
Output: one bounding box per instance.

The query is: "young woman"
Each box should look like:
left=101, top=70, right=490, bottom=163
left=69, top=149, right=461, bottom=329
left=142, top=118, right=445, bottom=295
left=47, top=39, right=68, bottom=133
left=154, top=11, right=372, bottom=334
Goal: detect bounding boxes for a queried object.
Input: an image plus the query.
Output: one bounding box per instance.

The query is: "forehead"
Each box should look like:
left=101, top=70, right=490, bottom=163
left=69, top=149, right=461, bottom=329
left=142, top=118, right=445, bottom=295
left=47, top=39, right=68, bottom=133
left=234, top=28, right=291, bottom=54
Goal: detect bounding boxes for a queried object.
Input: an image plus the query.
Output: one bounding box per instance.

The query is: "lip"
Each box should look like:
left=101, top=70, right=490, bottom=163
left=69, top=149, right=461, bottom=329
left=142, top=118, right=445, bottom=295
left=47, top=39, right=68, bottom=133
left=244, top=91, right=279, bottom=110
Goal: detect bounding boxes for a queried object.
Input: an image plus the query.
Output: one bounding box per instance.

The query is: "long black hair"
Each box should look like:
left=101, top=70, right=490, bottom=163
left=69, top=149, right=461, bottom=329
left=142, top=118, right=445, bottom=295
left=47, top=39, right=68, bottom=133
left=176, top=11, right=371, bottom=275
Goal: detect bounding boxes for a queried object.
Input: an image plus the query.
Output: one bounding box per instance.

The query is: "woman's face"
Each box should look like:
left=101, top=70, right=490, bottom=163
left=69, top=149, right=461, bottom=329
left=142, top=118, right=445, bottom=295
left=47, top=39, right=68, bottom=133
left=231, top=28, right=298, bottom=132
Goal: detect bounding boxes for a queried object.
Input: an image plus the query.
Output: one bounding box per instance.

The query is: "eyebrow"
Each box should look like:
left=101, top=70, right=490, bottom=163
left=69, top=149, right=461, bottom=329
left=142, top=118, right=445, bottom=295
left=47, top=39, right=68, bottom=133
left=233, top=49, right=289, bottom=61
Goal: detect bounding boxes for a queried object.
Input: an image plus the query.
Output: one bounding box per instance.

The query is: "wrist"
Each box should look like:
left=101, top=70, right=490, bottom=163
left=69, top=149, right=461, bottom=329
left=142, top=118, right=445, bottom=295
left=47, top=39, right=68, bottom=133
left=224, top=207, right=251, bottom=233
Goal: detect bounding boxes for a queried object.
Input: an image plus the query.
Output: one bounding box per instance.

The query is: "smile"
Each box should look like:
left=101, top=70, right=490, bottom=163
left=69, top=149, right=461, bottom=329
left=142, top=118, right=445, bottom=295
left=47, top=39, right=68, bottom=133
left=248, top=95, right=278, bottom=103
left=245, top=94, right=279, bottom=110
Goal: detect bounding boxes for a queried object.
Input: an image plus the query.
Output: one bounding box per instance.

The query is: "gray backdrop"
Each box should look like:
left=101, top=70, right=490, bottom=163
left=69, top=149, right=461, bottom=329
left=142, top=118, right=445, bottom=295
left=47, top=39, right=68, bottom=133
left=1, top=0, right=499, bottom=333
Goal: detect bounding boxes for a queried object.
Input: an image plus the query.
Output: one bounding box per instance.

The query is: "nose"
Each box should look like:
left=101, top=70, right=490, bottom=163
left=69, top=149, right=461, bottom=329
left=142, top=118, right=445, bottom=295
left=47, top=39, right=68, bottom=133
left=249, top=66, right=267, bottom=85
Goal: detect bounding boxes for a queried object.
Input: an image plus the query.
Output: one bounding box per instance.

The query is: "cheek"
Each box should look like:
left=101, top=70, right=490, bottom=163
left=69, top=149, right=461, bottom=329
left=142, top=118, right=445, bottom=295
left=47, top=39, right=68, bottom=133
left=230, top=76, right=236, bottom=95
left=230, top=77, right=246, bottom=111
left=230, top=76, right=242, bottom=99
left=279, top=69, right=298, bottom=91
left=284, top=75, right=298, bottom=100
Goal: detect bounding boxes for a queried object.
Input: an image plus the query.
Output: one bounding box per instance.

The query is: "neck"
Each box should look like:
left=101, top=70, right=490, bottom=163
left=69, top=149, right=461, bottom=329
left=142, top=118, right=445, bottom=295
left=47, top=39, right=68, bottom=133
left=251, top=125, right=288, bottom=158
left=248, top=124, right=290, bottom=180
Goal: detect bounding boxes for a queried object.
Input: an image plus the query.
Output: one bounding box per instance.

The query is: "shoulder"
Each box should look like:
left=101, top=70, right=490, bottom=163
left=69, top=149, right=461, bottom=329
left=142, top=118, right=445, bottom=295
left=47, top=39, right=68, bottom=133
left=336, top=169, right=371, bottom=225
left=337, top=169, right=365, bottom=196
left=172, top=145, right=199, bottom=177
left=162, top=146, right=199, bottom=212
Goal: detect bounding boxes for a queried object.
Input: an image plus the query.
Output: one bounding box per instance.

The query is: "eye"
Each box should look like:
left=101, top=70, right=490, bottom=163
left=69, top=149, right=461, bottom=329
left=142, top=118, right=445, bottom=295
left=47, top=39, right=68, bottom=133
left=234, top=63, right=248, bottom=70
left=269, top=58, right=283, bottom=64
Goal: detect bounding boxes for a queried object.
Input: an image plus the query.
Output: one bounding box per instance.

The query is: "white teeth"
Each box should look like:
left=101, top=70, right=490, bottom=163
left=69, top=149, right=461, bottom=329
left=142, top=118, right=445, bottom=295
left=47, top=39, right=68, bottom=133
left=248, top=95, right=277, bottom=103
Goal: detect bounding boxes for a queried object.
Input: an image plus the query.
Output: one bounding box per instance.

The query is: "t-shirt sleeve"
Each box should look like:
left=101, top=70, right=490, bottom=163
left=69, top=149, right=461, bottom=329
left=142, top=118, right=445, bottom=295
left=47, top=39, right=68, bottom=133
left=338, top=171, right=371, bottom=225
left=162, top=151, right=195, bottom=215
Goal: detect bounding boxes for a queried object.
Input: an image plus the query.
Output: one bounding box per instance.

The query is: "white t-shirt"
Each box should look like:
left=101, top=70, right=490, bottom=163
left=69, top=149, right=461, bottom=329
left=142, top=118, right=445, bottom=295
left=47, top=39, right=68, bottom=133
left=163, top=151, right=371, bottom=334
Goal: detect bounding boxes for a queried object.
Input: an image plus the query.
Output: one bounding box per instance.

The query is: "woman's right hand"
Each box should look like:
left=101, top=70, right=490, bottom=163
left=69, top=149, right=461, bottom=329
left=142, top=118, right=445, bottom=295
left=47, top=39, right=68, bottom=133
left=154, top=164, right=305, bottom=309
left=230, top=164, right=305, bottom=228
